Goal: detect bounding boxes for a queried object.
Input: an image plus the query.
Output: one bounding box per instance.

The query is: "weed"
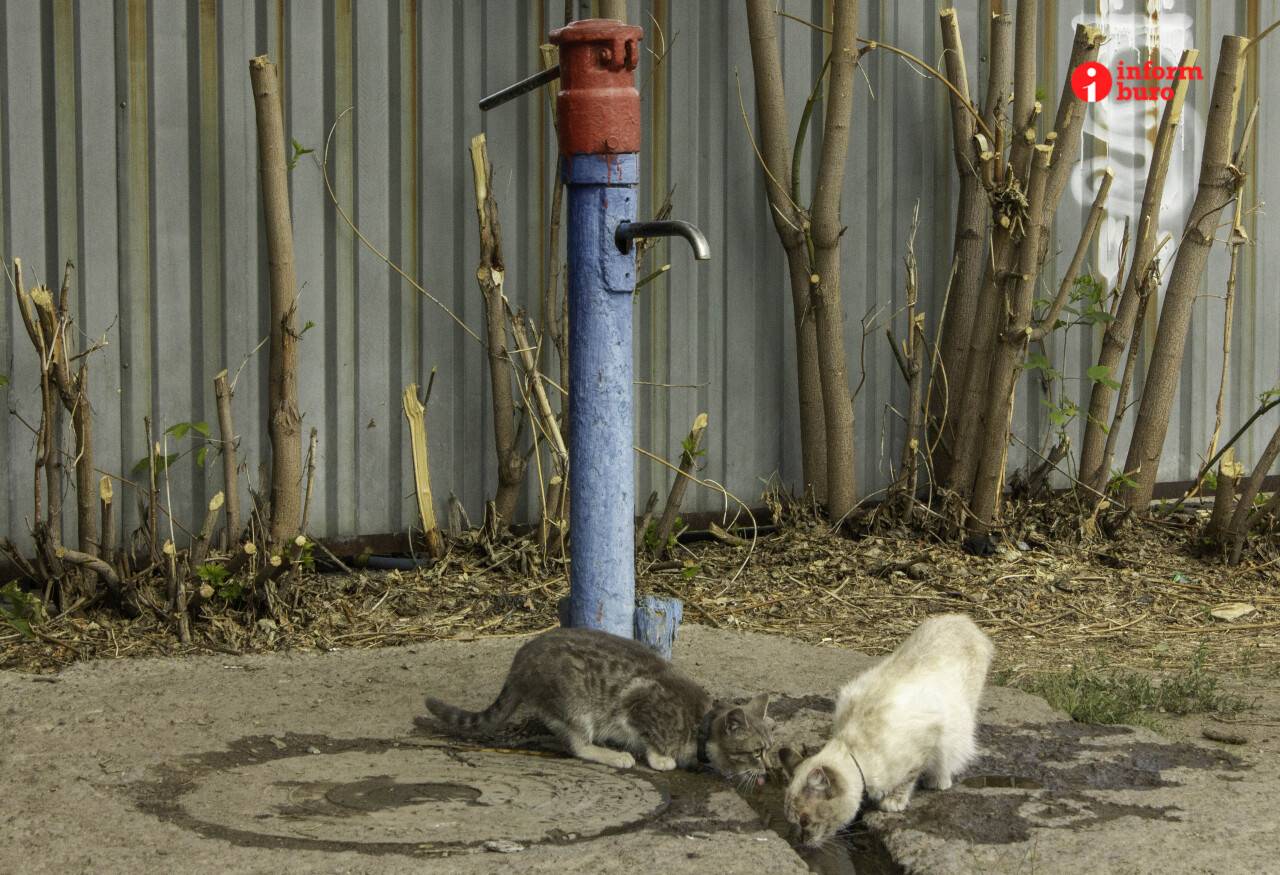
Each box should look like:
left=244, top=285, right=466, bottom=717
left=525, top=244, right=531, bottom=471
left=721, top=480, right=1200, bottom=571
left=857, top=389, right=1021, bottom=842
left=1016, top=648, right=1248, bottom=728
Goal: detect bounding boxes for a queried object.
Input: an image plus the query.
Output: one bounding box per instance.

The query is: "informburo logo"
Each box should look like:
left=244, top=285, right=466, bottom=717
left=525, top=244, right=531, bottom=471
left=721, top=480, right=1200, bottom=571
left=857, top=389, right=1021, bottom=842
left=1070, top=58, right=1203, bottom=103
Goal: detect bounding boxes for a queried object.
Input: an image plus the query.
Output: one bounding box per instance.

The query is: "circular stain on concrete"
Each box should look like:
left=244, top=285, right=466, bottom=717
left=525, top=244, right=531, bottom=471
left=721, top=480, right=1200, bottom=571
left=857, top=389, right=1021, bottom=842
left=185, top=747, right=662, bottom=846
left=132, top=735, right=679, bottom=856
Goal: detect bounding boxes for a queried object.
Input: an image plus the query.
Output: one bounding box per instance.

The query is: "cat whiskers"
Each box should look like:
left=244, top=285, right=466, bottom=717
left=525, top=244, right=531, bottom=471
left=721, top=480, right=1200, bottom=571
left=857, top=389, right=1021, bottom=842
left=728, top=768, right=765, bottom=794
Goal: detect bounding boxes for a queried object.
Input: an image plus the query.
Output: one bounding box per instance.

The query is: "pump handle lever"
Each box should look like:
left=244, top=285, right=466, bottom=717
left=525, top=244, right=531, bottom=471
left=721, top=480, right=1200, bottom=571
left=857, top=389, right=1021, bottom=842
left=615, top=221, right=711, bottom=261
left=479, top=65, right=561, bottom=112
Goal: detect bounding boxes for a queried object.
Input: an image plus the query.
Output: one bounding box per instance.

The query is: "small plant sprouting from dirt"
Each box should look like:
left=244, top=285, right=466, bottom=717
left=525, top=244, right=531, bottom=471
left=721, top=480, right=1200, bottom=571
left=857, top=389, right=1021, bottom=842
left=1013, top=648, right=1249, bottom=729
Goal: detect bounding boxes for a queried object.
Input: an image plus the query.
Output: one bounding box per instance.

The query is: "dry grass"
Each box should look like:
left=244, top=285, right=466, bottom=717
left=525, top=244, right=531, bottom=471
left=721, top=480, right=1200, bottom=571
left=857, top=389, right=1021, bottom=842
left=2, top=509, right=1278, bottom=685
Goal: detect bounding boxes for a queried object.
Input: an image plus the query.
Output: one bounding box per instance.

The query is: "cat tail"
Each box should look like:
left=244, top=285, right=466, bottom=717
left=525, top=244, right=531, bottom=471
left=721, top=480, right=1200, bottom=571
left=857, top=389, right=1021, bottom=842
left=424, top=683, right=519, bottom=734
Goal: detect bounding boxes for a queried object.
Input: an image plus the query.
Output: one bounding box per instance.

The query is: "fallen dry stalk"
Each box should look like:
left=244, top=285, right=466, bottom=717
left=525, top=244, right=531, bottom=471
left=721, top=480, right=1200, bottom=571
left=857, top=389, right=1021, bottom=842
left=402, top=383, right=445, bottom=559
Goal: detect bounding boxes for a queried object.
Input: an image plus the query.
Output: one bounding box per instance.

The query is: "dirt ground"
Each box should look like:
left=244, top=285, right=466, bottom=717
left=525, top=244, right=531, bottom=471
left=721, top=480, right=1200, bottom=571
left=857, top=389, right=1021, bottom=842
left=4, top=513, right=1279, bottom=737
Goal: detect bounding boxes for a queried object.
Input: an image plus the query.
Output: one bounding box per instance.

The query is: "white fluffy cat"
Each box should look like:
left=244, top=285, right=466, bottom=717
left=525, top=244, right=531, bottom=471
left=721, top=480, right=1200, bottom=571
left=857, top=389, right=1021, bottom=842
left=782, top=613, right=993, bottom=846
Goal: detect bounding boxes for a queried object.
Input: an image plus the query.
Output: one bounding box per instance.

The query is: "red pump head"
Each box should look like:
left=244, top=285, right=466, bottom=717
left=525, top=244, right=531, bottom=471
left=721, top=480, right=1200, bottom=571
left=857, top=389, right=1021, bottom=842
left=548, top=19, right=643, bottom=157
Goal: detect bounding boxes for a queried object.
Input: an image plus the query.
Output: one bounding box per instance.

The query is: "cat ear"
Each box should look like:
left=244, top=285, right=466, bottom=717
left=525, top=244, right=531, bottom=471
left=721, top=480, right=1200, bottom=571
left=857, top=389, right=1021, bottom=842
left=745, top=692, right=770, bottom=720
left=778, top=746, right=803, bottom=777
left=805, top=766, right=836, bottom=797
left=723, top=707, right=747, bottom=733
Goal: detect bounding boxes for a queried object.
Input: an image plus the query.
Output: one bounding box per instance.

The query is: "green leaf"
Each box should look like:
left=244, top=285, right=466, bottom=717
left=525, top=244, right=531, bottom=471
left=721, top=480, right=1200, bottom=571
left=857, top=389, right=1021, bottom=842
left=191, top=421, right=211, bottom=438
left=0, top=374, right=8, bottom=389
left=1024, top=352, right=1052, bottom=372
left=131, top=452, right=179, bottom=477
left=300, top=320, right=317, bottom=337
left=165, top=422, right=191, bottom=440
left=1087, top=364, right=1121, bottom=391
left=1042, top=396, right=1078, bottom=428
left=1081, top=306, right=1115, bottom=325
left=1072, top=273, right=1105, bottom=304
left=287, top=138, right=315, bottom=172
left=195, top=446, right=208, bottom=468
left=1, top=581, right=43, bottom=638
left=195, top=563, right=230, bottom=586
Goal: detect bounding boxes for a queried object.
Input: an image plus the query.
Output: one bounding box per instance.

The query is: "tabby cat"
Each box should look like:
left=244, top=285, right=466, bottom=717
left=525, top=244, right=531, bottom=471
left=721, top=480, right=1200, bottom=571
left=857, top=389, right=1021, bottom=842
left=421, top=627, right=774, bottom=781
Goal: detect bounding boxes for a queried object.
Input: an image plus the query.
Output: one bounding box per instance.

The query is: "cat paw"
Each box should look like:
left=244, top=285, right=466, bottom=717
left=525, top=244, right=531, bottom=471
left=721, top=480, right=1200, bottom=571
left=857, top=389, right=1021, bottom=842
left=924, top=773, right=953, bottom=791
left=600, top=750, right=636, bottom=769
left=877, top=796, right=910, bottom=813
left=646, top=752, right=677, bottom=771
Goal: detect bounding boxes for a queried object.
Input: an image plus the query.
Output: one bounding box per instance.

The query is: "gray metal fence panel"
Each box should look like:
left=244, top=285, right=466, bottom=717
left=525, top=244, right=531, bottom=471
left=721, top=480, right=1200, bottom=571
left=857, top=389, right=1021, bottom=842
left=1, top=0, right=1275, bottom=551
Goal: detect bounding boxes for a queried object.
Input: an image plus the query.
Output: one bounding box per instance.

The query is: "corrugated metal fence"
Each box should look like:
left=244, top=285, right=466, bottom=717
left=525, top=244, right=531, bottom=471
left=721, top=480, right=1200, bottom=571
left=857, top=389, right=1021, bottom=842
left=2, top=0, right=1278, bottom=548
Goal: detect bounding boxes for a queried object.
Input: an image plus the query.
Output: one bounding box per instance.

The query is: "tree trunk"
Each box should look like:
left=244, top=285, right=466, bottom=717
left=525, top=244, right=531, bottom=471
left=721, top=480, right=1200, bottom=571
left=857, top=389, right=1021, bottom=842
left=744, top=0, right=828, bottom=502
left=1204, top=449, right=1242, bottom=544
left=1079, top=49, right=1197, bottom=496
left=947, top=227, right=1014, bottom=497
left=969, top=145, right=1053, bottom=531
left=249, top=56, right=303, bottom=547
left=808, top=0, right=859, bottom=521
left=932, top=9, right=995, bottom=477
left=786, top=247, right=828, bottom=501
left=1122, top=36, right=1247, bottom=511
left=1226, top=422, right=1280, bottom=563
left=1005, top=0, right=1038, bottom=192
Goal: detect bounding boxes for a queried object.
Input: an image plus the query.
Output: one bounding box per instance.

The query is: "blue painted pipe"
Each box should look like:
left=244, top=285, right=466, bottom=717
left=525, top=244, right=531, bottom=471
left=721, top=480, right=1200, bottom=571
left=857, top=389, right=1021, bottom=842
left=564, top=153, right=639, bottom=638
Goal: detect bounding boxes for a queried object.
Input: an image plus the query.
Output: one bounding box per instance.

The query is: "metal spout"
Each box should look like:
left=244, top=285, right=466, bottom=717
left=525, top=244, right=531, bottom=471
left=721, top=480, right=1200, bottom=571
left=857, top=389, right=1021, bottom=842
left=614, top=220, right=711, bottom=261
left=479, top=65, right=560, bottom=111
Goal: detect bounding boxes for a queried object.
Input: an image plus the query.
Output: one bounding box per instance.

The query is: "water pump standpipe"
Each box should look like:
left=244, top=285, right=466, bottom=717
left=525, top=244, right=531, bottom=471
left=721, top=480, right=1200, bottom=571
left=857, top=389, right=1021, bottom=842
left=480, top=18, right=709, bottom=654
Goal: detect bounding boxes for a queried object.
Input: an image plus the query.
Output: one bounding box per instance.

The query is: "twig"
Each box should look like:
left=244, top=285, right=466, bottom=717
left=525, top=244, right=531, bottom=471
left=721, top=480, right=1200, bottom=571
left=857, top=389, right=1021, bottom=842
left=213, top=369, right=242, bottom=546
left=190, top=491, right=225, bottom=569
left=300, top=426, right=319, bottom=533
left=708, top=522, right=751, bottom=547
left=159, top=431, right=189, bottom=644
left=652, top=413, right=709, bottom=559
left=1167, top=396, right=1280, bottom=515
left=98, top=475, right=115, bottom=567
left=318, top=108, right=481, bottom=344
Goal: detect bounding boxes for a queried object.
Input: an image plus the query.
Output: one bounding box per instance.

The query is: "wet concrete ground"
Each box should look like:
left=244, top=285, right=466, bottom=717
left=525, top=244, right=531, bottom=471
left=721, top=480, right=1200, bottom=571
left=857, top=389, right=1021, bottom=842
left=2, top=626, right=1275, bottom=873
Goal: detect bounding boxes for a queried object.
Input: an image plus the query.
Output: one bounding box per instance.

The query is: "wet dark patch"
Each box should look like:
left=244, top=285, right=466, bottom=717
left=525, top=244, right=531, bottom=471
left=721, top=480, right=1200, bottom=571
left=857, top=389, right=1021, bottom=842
left=960, top=774, right=1043, bottom=790
left=265, top=776, right=484, bottom=819
left=127, top=732, right=693, bottom=858
left=864, top=721, right=1246, bottom=846
left=891, top=790, right=1182, bottom=844
left=732, top=769, right=904, bottom=874
left=972, top=722, right=1244, bottom=795
left=326, top=777, right=483, bottom=810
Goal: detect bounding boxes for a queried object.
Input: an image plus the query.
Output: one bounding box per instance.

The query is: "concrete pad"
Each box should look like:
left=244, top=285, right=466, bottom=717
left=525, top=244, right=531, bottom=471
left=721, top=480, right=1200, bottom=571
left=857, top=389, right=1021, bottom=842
left=1, top=626, right=1274, bottom=873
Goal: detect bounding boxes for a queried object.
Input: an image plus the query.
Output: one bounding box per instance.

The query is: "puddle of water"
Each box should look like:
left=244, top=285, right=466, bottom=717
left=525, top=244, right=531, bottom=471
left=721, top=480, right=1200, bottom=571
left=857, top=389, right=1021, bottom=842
left=323, top=778, right=483, bottom=812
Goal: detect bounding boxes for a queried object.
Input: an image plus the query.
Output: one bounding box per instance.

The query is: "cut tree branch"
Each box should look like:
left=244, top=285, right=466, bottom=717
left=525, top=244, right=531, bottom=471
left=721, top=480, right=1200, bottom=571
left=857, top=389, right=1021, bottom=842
left=250, top=55, right=303, bottom=547
left=469, top=133, right=528, bottom=528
